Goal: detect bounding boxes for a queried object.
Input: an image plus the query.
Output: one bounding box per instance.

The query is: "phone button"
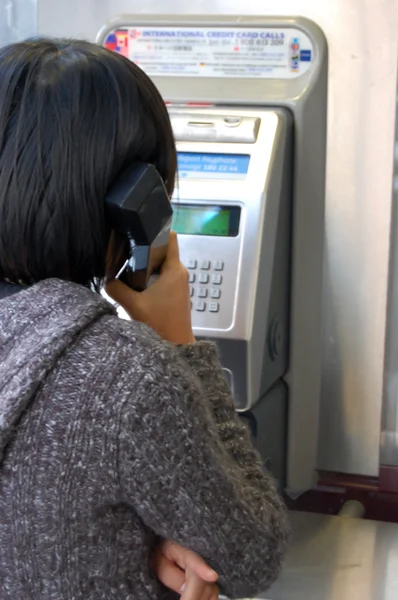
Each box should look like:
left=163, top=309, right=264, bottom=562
left=198, top=273, right=209, bottom=284
left=213, top=261, right=224, bottom=271
left=188, top=273, right=196, bottom=284
left=210, top=288, right=221, bottom=299
left=201, top=260, right=210, bottom=270
left=198, top=287, right=208, bottom=298
left=196, top=301, right=206, bottom=312
left=212, top=274, right=222, bottom=285
left=209, top=302, right=219, bottom=313
left=187, top=259, right=197, bottom=269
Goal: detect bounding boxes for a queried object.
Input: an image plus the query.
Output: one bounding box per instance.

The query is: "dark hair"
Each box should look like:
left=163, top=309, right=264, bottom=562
left=0, top=38, right=176, bottom=288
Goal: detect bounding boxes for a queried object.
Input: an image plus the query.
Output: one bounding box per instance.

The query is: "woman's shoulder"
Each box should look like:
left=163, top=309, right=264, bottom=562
left=85, top=312, right=195, bottom=414
left=21, top=278, right=178, bottom=385
left=87, top=307, right=185, bottom=392
left=96, top=310, right=172, bottom=359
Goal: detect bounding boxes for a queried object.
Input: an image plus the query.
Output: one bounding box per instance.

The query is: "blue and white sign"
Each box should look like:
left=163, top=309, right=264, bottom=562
left=114, top=26, right=314, bottom=79
left=178, top=153, right=250, bottom=180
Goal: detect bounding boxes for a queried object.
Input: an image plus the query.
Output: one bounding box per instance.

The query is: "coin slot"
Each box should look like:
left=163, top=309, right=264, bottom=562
left=187, top=121, right=215, bottom=128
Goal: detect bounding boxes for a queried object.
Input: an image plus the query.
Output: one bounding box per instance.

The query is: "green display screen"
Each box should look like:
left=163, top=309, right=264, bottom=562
left=171, top=204, right=240, bottom=237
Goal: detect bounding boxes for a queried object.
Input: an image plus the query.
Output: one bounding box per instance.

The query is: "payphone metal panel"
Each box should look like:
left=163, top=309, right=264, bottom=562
left=171, top=107, right=292, bottom=413
left=97, top=15, right=327, bottom=493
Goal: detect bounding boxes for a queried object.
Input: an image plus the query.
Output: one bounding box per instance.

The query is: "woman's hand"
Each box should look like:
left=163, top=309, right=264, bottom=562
left=105, top=232, right=195, bottom=345
left=152, top=540, right=219, bottom=600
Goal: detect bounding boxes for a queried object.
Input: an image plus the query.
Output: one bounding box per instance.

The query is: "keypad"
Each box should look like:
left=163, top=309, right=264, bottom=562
left=185, top=258, right=225, bottom=313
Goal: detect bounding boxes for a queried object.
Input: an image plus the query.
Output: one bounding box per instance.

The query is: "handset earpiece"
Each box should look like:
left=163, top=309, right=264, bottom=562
left=105, top=162, right=173, bottom=292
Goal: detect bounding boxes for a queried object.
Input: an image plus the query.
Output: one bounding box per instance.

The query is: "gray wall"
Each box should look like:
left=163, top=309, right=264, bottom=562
left=0, top=0, right=36, bottom=46
left=381, top=81, right=398, bottom=467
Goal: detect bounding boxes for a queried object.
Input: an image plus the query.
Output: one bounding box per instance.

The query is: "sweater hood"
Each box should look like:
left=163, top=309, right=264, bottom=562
left=0, top=279, right=114, bottom=466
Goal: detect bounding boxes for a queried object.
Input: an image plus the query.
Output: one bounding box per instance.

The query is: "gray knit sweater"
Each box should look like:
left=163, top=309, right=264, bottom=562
left=0, top=279, right=289, bottom=600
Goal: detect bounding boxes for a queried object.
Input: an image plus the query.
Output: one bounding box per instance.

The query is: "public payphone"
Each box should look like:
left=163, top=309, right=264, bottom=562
left=98, top=16, right=328, bottom=493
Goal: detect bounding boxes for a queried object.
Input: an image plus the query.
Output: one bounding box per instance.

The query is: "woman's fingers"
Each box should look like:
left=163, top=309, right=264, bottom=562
left=181, top=570, right=219, bottom=600
left=183, top=550, right=218, bottom=583
left=161, top=541, right=218, bottom=582
left=152, top=551, right=185, bottom=593
left=161, top=231, right=180, bottom=272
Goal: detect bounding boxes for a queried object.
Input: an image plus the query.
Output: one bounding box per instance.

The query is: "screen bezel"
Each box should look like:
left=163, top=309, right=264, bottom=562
left=171, top=203, right=241, bottom=237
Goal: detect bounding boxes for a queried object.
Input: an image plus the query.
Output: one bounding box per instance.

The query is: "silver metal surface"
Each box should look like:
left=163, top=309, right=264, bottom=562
left=381, top=86, right=398, bottom=467
left=265, top=511, right=398, bottom=600
left=0, top=0, right=36, bottom=46
left=36, top=0, right=398, bottom=477
left=172, top=107, right=280, bottom=336
left=170, top=114, right=260, bottom=144
left=171, top=107, right=290, bottom=412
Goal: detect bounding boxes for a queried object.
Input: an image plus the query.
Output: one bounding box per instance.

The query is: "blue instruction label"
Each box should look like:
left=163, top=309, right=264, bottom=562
left=177, top=153, right=250, bottom=180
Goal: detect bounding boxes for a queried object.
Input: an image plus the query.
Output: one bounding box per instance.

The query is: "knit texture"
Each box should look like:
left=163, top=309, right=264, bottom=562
left=0, top=279, right=289, bottom=599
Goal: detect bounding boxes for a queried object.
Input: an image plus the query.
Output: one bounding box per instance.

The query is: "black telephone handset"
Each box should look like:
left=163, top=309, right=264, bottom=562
left=105, top=162, right=173, bottom=292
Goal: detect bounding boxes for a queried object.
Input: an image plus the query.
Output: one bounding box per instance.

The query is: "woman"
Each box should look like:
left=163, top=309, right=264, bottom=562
left=0, top=39, right=289, bottom=599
